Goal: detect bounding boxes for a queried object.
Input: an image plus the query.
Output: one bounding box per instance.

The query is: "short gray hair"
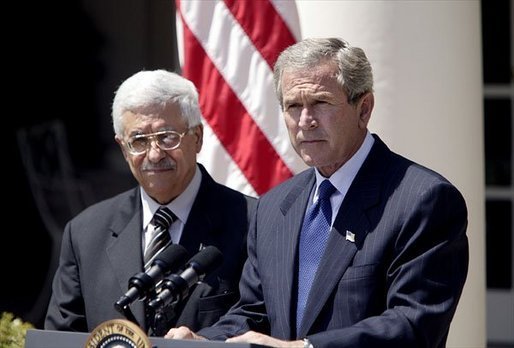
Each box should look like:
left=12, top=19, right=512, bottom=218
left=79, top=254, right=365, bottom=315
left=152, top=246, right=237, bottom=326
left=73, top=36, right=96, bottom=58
left=111, top=70, right=202, bottom=136
left=273, top=38, right=374, bottom=107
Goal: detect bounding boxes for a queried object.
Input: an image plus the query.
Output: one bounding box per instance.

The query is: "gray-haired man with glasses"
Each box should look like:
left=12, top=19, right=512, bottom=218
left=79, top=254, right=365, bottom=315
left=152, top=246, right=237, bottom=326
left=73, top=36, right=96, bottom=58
left=45, top=70, right=256, bottom=336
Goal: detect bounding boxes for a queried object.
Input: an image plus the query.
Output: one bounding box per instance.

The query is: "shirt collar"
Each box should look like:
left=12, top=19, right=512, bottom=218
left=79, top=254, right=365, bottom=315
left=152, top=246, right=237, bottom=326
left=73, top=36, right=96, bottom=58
left=314, top=131, right=374, bottom=199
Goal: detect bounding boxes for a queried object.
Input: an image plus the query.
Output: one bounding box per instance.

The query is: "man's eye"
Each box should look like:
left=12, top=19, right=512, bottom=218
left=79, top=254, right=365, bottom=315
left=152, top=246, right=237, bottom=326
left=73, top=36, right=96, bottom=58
left=286, top=103, right=301, bottom=110
left=160, top=134, right=178, bottom=145
left=131, top=137, right=148, bottom=147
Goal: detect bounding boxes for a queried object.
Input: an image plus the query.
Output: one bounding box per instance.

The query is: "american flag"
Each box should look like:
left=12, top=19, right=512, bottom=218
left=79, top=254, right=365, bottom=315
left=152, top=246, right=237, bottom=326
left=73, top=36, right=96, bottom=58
left=176, top=0, right=306, bottom=197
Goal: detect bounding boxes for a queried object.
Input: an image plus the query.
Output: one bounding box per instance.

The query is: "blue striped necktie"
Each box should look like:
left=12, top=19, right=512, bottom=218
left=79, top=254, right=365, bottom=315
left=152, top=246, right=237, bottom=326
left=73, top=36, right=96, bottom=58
left=296, top=180, right=336, bottom=334
left=144, top=207, right=176, bottom=270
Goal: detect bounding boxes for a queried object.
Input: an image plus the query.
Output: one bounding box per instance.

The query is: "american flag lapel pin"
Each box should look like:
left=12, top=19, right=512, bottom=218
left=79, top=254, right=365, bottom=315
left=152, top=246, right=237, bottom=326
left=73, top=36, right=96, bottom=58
left=345, top=230, right=355, bottom=243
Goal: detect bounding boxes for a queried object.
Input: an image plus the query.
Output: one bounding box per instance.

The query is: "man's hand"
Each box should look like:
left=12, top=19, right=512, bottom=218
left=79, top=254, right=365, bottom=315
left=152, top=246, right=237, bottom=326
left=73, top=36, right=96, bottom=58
left=164, top=326, right=206, bottom=340
left=226, top=331, right=303, bottom=347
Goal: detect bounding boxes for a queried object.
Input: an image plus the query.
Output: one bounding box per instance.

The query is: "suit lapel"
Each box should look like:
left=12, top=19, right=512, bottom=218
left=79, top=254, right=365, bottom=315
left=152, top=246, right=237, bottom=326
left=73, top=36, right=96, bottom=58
left=179, top=167, right=217, bottom=256
left=106, top=190, right=146, bottom=329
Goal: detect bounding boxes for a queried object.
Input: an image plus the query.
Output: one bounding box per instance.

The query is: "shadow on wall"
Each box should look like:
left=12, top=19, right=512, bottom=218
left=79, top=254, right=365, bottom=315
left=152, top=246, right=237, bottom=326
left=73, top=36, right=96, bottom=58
left=13, top=119, right=137, bottom=328
left=4, top=0, right=178, bottom=329
left=16, top=120, right=97, bottom=326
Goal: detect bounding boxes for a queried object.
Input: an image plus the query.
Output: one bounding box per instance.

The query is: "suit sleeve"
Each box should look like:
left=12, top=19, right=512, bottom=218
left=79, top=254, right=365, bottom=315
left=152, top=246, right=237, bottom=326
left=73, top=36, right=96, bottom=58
left=44, top=221, right=88, bottom=332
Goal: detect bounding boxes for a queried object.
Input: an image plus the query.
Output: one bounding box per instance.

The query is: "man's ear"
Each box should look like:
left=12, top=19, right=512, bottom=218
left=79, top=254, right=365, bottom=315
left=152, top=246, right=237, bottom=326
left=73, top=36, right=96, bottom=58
left=358, top=92, right=374, bottom=128
left=194, top=124, right=204, bottom=153
left=115, top=135, right=129, bottom=160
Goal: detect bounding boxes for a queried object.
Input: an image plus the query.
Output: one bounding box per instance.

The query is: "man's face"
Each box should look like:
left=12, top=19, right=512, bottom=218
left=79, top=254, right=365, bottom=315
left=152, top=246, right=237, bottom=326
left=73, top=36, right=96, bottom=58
left=281, top=61, right=372, bottom=177
left=115, top=102, right=203, bottom=204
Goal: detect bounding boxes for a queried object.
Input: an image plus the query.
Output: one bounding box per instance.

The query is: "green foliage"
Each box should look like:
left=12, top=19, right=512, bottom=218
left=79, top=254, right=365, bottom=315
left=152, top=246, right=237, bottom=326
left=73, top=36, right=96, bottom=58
left=0, top=312, right=34, bottom=348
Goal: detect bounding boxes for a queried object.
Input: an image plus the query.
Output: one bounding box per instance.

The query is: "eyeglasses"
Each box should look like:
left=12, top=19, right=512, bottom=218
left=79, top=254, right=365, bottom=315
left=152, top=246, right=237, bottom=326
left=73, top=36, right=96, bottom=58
left=125, top=129, right=191, bottom=155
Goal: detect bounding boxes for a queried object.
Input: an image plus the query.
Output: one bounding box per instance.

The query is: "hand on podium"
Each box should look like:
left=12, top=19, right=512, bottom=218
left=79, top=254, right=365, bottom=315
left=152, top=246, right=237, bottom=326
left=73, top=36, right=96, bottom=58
left=225, top=331, right=303, bottom=348
left=165, top=327, right=304, bottom=348
left=165, top=326, right=207, bottom=340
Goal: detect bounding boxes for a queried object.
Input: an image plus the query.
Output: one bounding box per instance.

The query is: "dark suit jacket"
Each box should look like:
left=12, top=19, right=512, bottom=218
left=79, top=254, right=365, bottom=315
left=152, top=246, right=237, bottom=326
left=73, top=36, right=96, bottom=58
left=45, top=164, right=256, bottom=334
left=199, top=135, right=469, bottom=348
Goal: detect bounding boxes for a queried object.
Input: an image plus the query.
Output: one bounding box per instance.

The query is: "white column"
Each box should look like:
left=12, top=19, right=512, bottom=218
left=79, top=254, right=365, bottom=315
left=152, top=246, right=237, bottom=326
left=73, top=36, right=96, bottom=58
left=296, top=1, right=485, bottom=346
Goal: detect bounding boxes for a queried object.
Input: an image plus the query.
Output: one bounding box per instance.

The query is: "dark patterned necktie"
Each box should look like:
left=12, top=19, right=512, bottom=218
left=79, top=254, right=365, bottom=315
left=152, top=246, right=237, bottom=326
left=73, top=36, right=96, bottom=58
left=144, top=207, right=177, bottom=270
left=296, top=180, right=336, bottom=334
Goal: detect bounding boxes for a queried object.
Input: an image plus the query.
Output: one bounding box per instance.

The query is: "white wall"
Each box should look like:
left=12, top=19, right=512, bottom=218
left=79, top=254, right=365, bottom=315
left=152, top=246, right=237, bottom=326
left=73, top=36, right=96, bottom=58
left=296, top=1, right=485, bottom=346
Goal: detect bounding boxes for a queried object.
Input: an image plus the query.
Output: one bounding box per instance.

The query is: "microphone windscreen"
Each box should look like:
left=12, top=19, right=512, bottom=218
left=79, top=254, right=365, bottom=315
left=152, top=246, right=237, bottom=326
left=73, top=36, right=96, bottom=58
left=153, top=244, right=189, bottom=272
left=189, top=246, right=223, bottom=274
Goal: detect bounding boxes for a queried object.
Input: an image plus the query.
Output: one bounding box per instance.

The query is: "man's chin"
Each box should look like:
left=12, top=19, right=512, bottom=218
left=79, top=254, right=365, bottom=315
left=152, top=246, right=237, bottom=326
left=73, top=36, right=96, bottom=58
left=144, top=185, right=176, bottom=204
left=299, top=153, right=317, bottom=167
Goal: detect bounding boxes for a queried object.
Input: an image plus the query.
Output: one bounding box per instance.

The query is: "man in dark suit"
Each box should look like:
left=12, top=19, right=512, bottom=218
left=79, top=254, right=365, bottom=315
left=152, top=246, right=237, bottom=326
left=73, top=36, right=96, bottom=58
left=45, top=70, right=256, bottom=335
left=165, top=38, right=469, bottom=347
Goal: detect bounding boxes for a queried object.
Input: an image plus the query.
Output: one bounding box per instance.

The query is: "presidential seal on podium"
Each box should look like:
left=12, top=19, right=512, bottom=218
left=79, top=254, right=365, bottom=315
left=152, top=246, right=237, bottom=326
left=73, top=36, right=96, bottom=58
left=85, top=319, right=151, bottom=348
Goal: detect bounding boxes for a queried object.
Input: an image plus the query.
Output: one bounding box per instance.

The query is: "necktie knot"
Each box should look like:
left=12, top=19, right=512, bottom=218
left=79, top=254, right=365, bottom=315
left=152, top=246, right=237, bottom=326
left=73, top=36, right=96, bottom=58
left=153, top=207, right=176, bottom=230
left=144, top=207, right=177, bottom=268
left=318, top=180, right=336, bottom=202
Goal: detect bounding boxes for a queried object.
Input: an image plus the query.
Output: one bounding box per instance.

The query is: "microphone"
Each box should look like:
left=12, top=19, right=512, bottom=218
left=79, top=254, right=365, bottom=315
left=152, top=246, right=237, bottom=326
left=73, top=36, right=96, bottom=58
left=148, top=245, right=223, bottom=311
left=114, top=244, right=189, bottom=314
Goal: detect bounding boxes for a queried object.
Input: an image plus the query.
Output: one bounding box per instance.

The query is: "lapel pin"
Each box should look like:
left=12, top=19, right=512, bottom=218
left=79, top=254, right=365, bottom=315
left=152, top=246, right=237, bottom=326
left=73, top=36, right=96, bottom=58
left=345, top=230, right=355, bottom=243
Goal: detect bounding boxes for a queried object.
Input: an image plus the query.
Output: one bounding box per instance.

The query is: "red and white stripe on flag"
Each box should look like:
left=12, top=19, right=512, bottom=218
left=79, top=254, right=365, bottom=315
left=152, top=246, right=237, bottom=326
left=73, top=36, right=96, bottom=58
left=176, top=0, right=306, bottom=197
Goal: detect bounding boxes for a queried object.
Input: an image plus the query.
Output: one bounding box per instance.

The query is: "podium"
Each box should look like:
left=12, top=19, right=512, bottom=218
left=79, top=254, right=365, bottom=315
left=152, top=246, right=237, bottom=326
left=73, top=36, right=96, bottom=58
left=25, top=329, right=271, bottom=348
